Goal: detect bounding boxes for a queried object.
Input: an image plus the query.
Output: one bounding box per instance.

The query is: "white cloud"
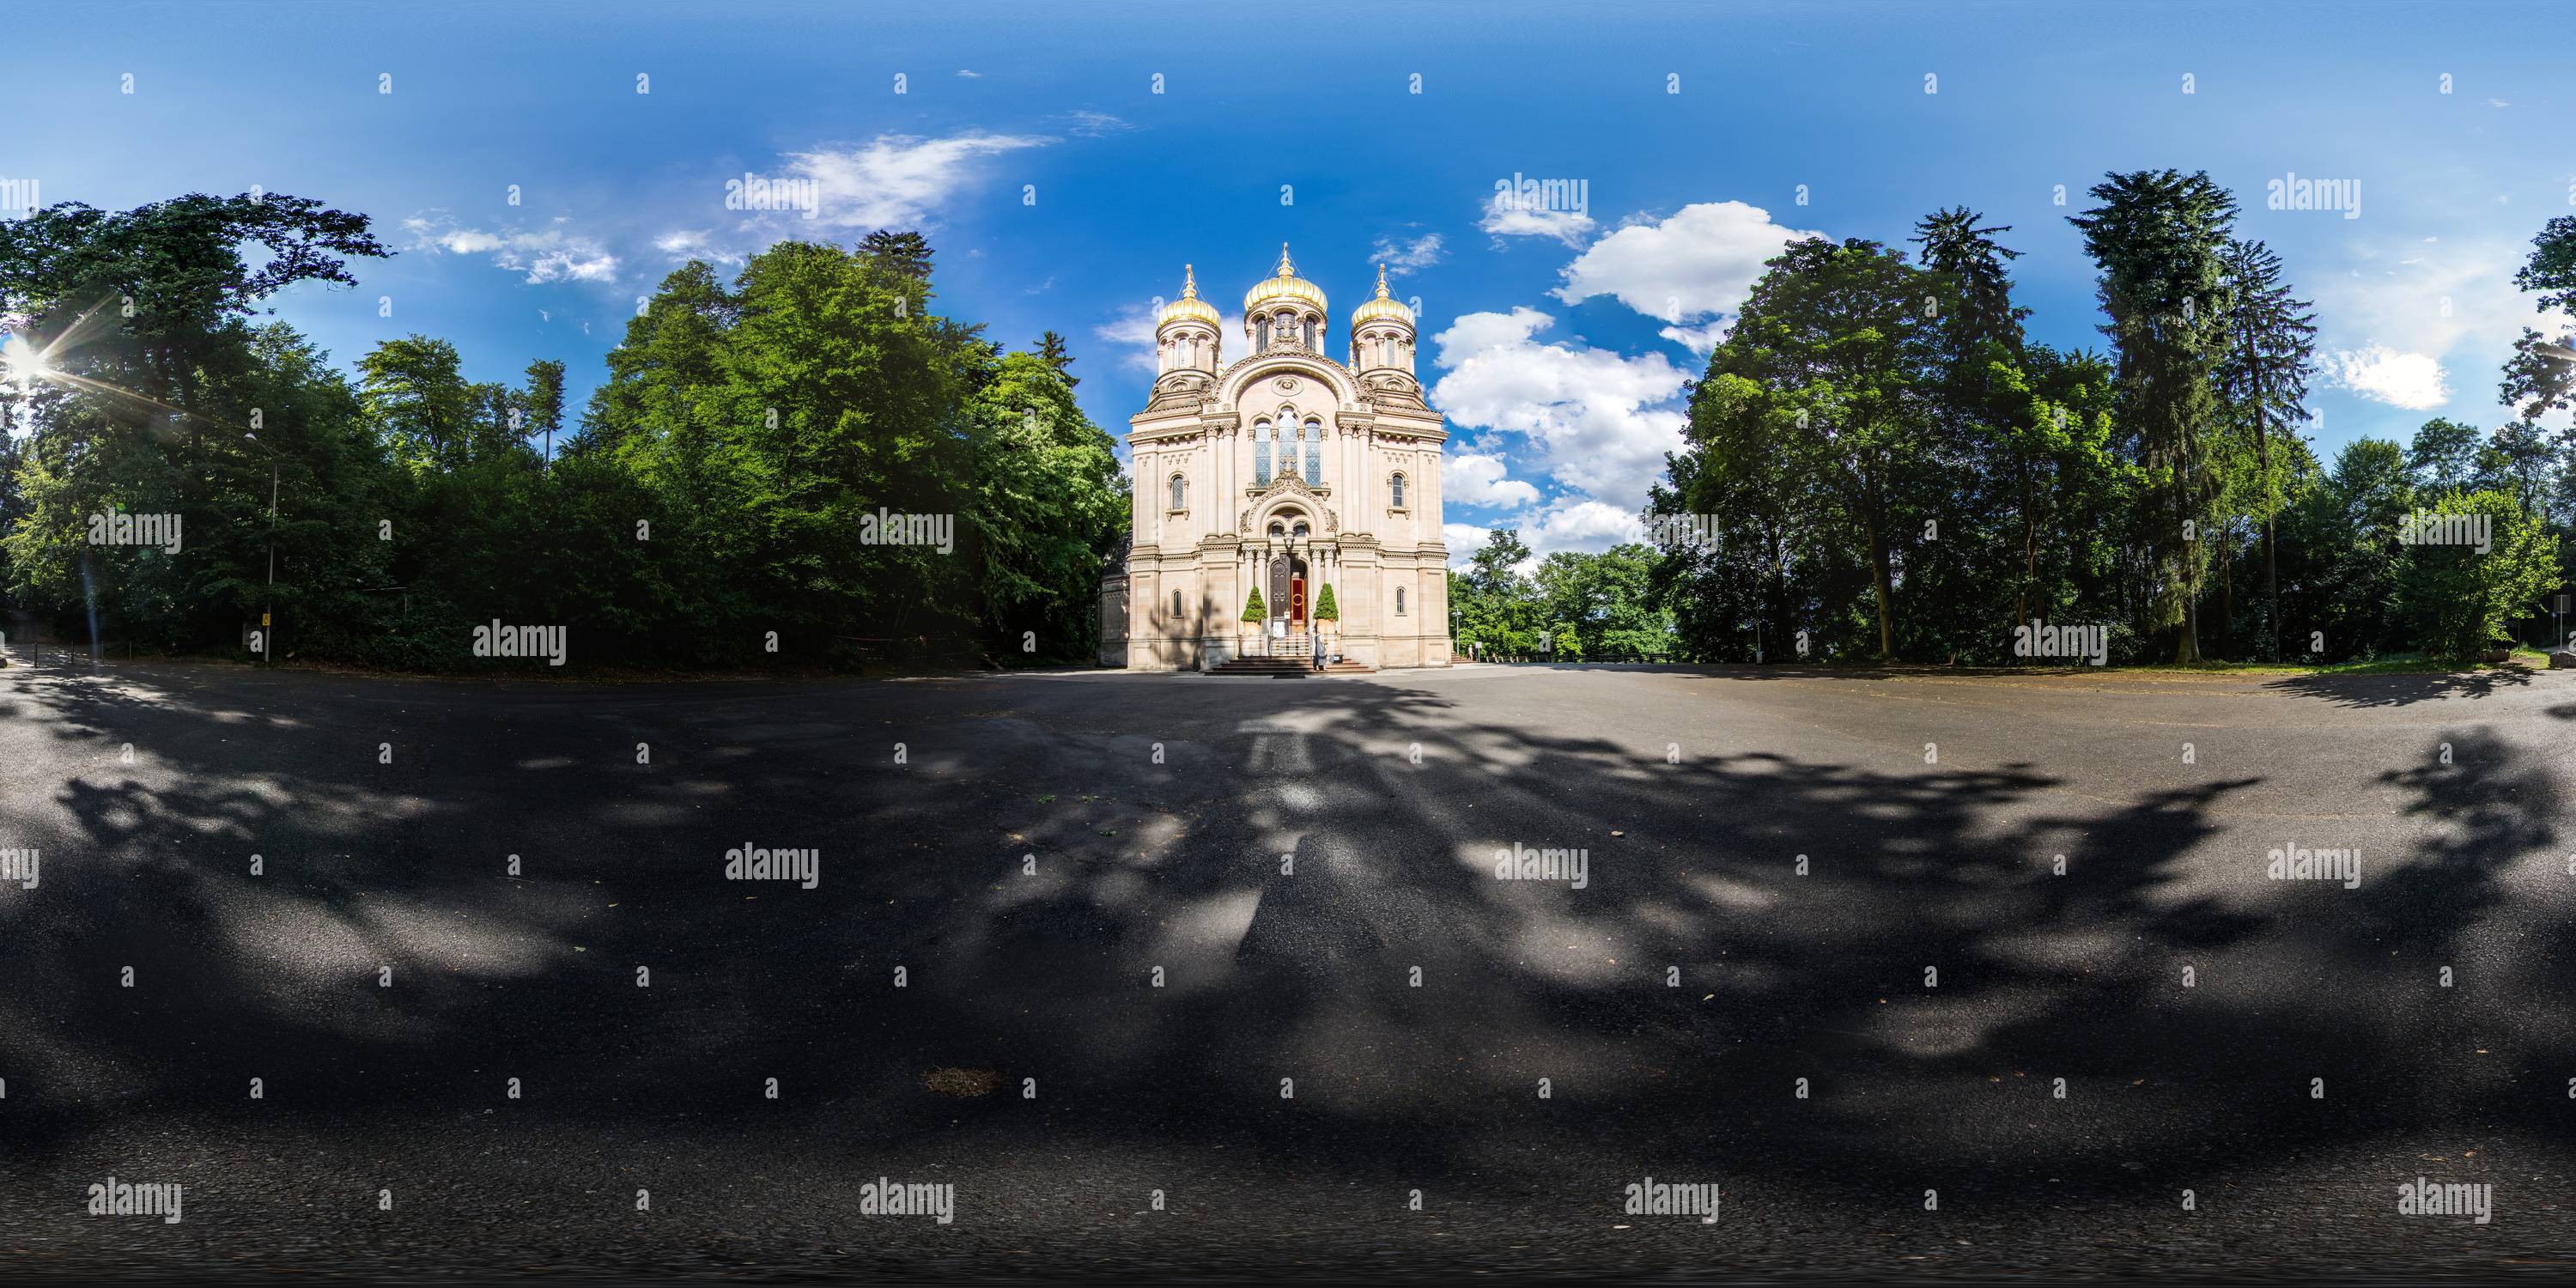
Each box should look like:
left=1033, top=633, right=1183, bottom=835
left=653, top=228, right=747, bottom=266
left=1096, top=302, right=1244, bottom=374
left=1441, top=504, right=1645, bottom=565
left=1370, top=232, right=1445, bottom=274
left=955, top=70, right=982, bottom=78
left=403, top=215, right=620, bottom=286
left=1656, top=319, right=1731, bottom=355
left=1553, top=200, right=1818, bottom=328
left=2326, top=344, right=2450, bottom=410
left=784, top=132, right=1051, bottom=231
left=1517, top=499, right=1647, bottom=556
left=1094, top=305, right=1160, bottom=374
left=1480, top=204, right=1596, bottom=246
left=2306, top=233, right=2548, bottom=416
left=1443, top=522, right=1495, bottom=568
left=1429, top=307, right=1690, bottom=506
left=1443, top=451, right=1542, bottom=510
left=1062, top=110, right=1130, bottom=137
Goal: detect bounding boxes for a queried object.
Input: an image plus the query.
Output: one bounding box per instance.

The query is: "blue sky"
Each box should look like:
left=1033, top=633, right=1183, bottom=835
left=6, top=0, right=2570, bottom=562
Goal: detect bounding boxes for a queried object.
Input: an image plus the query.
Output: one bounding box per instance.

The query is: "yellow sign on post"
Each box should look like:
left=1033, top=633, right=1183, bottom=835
left=261, top=612, right=271, bottom=626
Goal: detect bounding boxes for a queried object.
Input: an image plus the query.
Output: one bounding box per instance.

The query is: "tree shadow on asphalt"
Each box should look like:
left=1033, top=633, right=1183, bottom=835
left=2260, top=665, right=2542, bottom=708
left=0, top=664, right=2564, bottom=1216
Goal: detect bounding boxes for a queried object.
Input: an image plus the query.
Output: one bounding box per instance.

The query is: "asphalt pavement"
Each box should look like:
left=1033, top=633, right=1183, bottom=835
left=3, top=657, right=2573, bottom=1279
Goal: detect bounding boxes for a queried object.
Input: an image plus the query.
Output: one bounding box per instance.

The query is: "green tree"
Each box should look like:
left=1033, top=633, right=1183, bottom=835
left=2406, top=417, right=2483, bottom=495
left=1241, top=585, right=1267, bottom=623
left=1466, top=526, right=1531, bottom=598
left=2300, top=438, right=2415, bottom=659
left=2398, top=488, right=2558, bottom=658
left=360, top=337, right=473, bottom=473
left=2498, top=215, right=2576, bottom=422
left=2215, top=238, right=2317, bottom=660
left=1703, top=235, right=1950, bottom=661
left=2070, top=169, right=2240, bottom=662
left=1911, top=206, right=2028, bottom=355
left=520, top=358, right=566, bottom=464
left=0, top=192, right=390, bottom=651
left=1036, top=331, right=1078, bottom=387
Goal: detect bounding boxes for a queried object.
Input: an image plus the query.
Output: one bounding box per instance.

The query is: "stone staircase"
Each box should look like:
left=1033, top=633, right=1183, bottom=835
left=1206, top=631, right=1376, bottom=676
left=1210, top=655, right=1313, bottom=677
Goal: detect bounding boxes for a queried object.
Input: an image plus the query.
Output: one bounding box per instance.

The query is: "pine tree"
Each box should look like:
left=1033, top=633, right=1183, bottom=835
left=1036, top=331, right=1078, bottom=387
left=2070, top=169, right=2240, bottom=663
left=1314, top=583, right=1339, bottom=621
left=1241, top=586, right=1267, bottom=623
left=2216, top=239, right=2316, bottom=661
left=858, top=229, right=933, bottom=283
left=1911, top=207, right=2029, bottom=355
left=521, top=358, right=566, bottom=466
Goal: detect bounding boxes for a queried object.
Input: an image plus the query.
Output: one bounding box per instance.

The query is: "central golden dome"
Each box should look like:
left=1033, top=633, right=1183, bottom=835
left=1242, top=243, right=1327, bottom=315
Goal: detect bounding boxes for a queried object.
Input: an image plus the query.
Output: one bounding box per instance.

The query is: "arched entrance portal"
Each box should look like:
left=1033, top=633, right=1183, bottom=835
left=1262, top=513, right=1315, bottom=639
left=1267, top=552, right=1309, bottom=633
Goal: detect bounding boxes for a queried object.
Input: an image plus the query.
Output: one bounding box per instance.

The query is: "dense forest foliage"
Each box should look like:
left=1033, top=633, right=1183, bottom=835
left=5, top=179, right=2573, bottom=674
left=1451, top=177, right=2576, bottom=666
left=0, top=196, right=1127, bottom=669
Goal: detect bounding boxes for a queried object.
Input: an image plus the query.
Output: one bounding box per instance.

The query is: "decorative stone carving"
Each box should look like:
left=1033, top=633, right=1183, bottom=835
left=1148, top=370, right=1214, bottom=410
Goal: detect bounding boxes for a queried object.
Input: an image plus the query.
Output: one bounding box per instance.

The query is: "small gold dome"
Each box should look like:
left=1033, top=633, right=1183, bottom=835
left=1242, top=243, right=1327, bottom=315
left=1348, top=264, right=1414, bottom=329
left=1157, top=264, right=1221, bottom=330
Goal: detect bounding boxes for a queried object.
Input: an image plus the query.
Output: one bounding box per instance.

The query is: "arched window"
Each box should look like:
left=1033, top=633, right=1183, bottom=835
left=1291, top=519, right=1309, bottom=538
left=1172, top=589, right=1183, bottom=619
left=1303, top=419, right=1322, bottom=484
left=1170, top=473, right=1187, bottom=509
left=1253, top=420, right=1272, bottom=484
left=1303, top=318, right=1317, bottom=350
left=1395, top=586, right=1406, bottom=616
left=1268, top=521, right=1285, bottom=538
left=1389, top=472, right=1407, bottom=508
left=1255, top=318, right=1271, bottom=351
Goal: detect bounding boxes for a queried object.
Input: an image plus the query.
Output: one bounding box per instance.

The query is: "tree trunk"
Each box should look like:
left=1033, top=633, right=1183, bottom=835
left=1865, top=483, right=1896, bottom=662
left=2220, top=527, right=2233, bottom=660
left=2018, top=470, right=2038, bottom=638
left=2249, top=354, right=2281, bottom=661
left=2264, top=519, right=2280, bottom=661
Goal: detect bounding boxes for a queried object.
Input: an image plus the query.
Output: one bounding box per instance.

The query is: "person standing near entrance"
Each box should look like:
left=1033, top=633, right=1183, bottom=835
left=1313, top=629, right=1326, bottom=671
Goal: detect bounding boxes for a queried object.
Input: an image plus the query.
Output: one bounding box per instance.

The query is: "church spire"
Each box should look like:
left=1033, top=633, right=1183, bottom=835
left=1277, top=242, right=1295, bottom=276
left=1182, top=263, right=1199, bottom=300
left=1374, top=263, right=1390, bottom=297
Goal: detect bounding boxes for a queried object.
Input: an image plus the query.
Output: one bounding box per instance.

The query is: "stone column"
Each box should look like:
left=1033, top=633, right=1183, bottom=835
left=1139, top=446, right=1157, bottom=545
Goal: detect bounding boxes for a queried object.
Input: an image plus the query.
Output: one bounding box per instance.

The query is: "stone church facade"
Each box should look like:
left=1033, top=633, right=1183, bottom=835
left=1098, top=247, right=1453, bottom=670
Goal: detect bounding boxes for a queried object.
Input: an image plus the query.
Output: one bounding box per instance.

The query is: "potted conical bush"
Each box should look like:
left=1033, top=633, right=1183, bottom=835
left=1240, top=586, right=1267, bottom=657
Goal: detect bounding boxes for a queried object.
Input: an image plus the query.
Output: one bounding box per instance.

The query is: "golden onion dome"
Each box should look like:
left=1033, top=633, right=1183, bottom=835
left=1157, top=264, right=1221, bottom=330
left=1242, top=243, right=1327, bottom=315
left=1348, top=263, right=1415, bottom=329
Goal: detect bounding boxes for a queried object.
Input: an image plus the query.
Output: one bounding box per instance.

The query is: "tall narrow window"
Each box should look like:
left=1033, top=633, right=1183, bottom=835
left=1170, top=473, right=1187, bottom=509
left=1390, top=472, right=1407, bottom=508
left=1254, top=420, right=1271, bottom=484
left=1395, top=586, right=1406, bottom=616
left=1303, top=419, right=1322, bottom=484
left=1256, top=318, right=1270, bottom=351
left=1172, top=590, right=1182, bottom=619
left=1303, top=319, right=1316, bottom=350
